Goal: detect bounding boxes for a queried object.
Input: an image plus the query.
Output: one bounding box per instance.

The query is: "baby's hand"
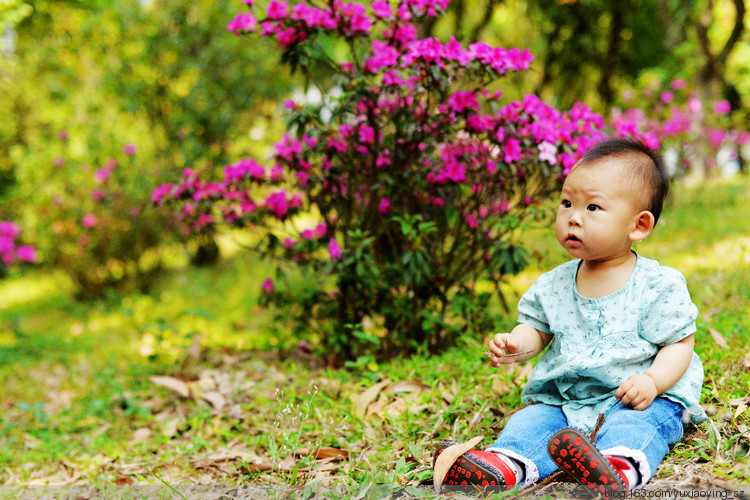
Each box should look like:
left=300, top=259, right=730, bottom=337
left=615, top=373, right=657, bottom=410
left=487, top=333, right=523, bottom=367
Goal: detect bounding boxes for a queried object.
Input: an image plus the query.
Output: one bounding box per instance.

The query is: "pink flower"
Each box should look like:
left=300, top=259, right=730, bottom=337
left=123, top=143, right=137, bottom=156
left=447, top=90, right=480, bottom=113
left=671, top=79, right=688, bottom=90
left=640, top=133, right=659, bottom=150
left=660, top=91, right=673, bottom=104
left=152, top=184, right=173, bottom=204
left=267, top=0, right=289, bottom=19
left=713, top=100, right=731, bottom=115
left=261, top=278, right=274, bottom=295
left=283, top=99, right=296, bottom=109
left=265, top=190, right=290, bottom=218
left=503, top=138, right=522, bottom=163
left=314, top=223, right=327, bottom=237
left=537, top=141, right=558, bottom=165
left=372, top=0, right=392, bottom=18
left=82, top=214, right=98, bottom=228
left=378, top=197, right=391, bottom=215
left=92, top=189, right=104, bottom=201
left=283, top=238, right=296, bottom=248
left=0, top=222, right=20, bottom=237
left=708, top=129, right=726, bottom=148
left=16, top=245, right=37, bottom=263
left=53, top=157, right=65, bottom=168
left=328, top=238, right=342, bottom=260
left=358, top=124, right=375, bottom=144
left=228, top=12, right=258, bottom=33
left=687, top=96, right=702, bottom=114
left=94, top=168, right=111, bottom=184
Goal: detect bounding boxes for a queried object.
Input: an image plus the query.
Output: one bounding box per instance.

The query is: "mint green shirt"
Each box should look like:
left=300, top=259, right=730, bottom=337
left=518, top=254, right=707, bottom=432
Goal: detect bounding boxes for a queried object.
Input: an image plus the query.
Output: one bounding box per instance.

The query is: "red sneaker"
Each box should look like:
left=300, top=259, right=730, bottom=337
left=434, top=442, right=517, bottom=488
left=547, top=428, right=627, bottom=494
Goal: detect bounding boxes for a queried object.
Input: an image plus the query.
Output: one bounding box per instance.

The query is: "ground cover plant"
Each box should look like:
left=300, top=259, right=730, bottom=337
left=0, top=174, right=748, bottom=498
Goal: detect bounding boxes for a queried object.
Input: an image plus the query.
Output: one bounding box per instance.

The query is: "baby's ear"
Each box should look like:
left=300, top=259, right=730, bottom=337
left=630, top=210, right=655, bottom=242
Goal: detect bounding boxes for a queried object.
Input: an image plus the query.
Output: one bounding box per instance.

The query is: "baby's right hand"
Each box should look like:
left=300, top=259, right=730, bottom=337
left=488, top=333, right=522, bottom=366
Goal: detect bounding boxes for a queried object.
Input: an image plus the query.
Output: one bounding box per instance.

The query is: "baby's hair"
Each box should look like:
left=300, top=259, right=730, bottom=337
left=576, top=137, right=669, bottom=225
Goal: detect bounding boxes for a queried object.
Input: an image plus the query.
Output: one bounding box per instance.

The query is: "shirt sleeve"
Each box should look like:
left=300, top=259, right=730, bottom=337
left=517, top=276, right=552, bottom=334
left=639, top=267, right=698, bottom=346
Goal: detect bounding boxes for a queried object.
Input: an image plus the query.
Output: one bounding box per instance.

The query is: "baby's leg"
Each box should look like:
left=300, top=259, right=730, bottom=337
left=487, top=403, right=568, bottom=485
left=595, top=398, right=685, bottom=487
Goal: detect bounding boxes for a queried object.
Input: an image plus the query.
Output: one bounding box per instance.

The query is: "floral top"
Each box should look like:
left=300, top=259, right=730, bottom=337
left=518, top=253, right=707, bottom=432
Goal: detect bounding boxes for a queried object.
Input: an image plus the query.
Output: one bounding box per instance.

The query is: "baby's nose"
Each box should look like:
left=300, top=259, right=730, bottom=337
left=568, top=213, right=582, bottom=226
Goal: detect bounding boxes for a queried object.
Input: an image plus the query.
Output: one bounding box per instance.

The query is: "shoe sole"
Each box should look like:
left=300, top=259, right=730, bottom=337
left=547, top=428, right=626, bottom=494
left=434, top=442, right=507, bottom=488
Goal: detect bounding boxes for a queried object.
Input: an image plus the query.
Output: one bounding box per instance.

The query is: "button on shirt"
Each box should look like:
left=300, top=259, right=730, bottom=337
left=517, top=254, right=707, bottom=432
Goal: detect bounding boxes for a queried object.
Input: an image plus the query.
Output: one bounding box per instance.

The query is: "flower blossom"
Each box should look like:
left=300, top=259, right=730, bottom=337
left=713, top=101, right=730, bottom=115
left=328, top=238, right=342, bottom=260
left=82, top=214, right=98, bottom=228
left=378, top=197, right=391, bottom=215
left=228, top=12, right=258, bottom=33
left=538, top=141, right=558, bottom=165
left=261, top=278, right=274, bottom=295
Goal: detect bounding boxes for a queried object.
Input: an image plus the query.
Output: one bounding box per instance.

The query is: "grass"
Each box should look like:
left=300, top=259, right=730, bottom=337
left=1, top=175, right=749, bottom=497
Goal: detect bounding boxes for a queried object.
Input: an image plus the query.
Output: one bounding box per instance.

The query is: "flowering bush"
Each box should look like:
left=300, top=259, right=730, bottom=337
left=154, top=0, right=654, bottom=361
left=25, top=138, right=176, bottom=298
left=614, top=78, right=749, bottom=177
left=0, top=221, right=36, bottom=278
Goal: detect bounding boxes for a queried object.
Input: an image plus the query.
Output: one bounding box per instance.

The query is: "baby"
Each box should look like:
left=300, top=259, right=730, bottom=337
left=437, top=137, right=707, bottom=493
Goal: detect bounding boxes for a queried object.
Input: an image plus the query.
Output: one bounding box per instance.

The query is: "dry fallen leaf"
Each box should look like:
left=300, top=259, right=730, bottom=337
left=433, top=436, right=483, bottom=494
left=730, top=396, right=750, bottom=407
left=700, top=308, right=721, bottom=322
left=351, top=378, right=391, bottom=419
left=200, top=391, right=226, bottom=411
left=708, top=327, right=729, bottom=349
left=189, top=334, right=202, bottom=361
left=150, top=376, right=191, bottom=398
left=115, top=475, right=134, bottom=486
left=389, top=380, right=430, bottom=394
left=742, top=353, right=750, bottom=372
left=734, top=403, right=747, bottom=420
left=294, top=447, right=349, bottom=460
left=130, top=428, right=152, bottom=443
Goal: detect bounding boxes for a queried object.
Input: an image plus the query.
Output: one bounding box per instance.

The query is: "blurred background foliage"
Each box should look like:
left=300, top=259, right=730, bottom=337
left=0, top=0, right=748, bottom=294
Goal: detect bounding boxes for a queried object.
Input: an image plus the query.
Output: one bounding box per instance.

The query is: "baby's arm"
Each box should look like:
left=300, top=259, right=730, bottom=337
left=488, top=324, right=552, bottom=367
left=615, top=333, right=695, bottom=410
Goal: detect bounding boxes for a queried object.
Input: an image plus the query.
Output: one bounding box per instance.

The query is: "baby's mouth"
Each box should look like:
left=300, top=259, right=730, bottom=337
left=566, top=234, right=582, bottom=244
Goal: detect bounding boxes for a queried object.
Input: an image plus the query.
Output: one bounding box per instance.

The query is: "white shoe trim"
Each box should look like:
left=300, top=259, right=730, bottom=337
left=600, top=445, right=651, bottom=490
left=485, top=447, right=538, bottom=488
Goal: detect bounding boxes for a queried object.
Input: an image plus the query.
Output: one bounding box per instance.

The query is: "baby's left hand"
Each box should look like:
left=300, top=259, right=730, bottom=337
left=615, top=373, right=658, bottom=411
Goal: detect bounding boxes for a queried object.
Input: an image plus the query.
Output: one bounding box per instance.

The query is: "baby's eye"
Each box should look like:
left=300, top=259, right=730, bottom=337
left=560, top=200, right=571, bottom=208
left=587, top=204, right=600, bottom=212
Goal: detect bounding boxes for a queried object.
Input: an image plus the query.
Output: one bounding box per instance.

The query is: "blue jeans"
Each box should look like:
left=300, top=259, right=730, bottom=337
left=487, top=398, right=685, bottom=486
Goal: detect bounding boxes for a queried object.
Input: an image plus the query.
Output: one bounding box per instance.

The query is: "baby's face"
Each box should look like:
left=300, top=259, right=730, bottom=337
left=555, top=159, right=645, bottom=262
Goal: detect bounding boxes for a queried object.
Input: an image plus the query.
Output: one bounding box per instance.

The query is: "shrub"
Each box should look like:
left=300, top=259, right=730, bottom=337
left=27, top=140, right=175, bottom=298
left=154, top=0, right=660, bottom=361
left=613, top=78, right=750, bottom=177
